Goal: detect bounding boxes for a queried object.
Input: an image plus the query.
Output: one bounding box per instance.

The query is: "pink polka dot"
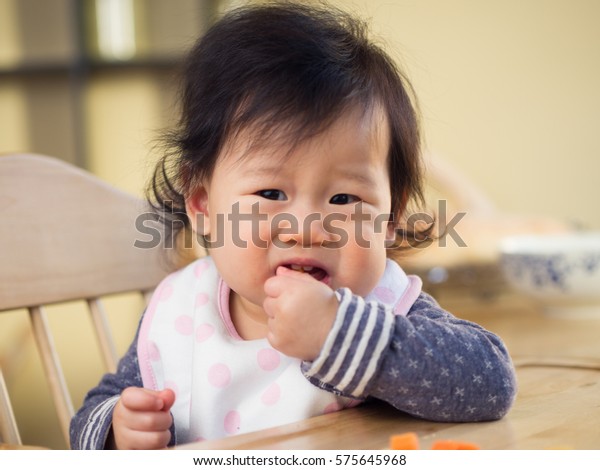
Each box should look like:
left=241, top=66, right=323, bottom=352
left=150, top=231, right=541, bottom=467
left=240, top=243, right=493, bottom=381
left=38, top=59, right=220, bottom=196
left=208, top=363, right=231, bottom=388
left=194, top=260, right=210, bottom=278
left=195, top=292, right=210, bottom=307
left=175, top=315, right=194, bottom=335
left=224, top=410, right=241, bottom=435
left=257, top=348, right=280, bottom=371
left=159, top=283, right=174, bottom=302
left=194, top=436, right=207, bottom=442
left=373, top=286, right=395, bottom=304
left=195, top=323, right=215, bottom=342
left=148, top=341, right=160, bottom=361
left=323, top=402, right=343, bottom=414
left=261, top=383, right=281, bottom=406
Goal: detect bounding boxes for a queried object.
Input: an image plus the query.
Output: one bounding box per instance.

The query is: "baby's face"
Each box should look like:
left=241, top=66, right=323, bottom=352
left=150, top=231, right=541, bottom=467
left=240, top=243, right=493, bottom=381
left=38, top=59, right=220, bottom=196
left=187, top=107, right=394, bottom=319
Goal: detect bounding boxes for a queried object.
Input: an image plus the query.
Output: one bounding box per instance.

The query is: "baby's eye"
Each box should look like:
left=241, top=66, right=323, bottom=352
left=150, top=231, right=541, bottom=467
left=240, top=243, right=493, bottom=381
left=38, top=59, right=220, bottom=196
left=329, top=194, right=360, bottom=205
left=256, top=189, right=287, bottom=201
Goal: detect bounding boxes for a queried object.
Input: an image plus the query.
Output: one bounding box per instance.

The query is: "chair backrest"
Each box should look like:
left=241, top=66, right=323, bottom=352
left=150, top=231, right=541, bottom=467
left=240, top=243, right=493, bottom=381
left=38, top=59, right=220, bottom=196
left=0, top=153, right=173, bottom=447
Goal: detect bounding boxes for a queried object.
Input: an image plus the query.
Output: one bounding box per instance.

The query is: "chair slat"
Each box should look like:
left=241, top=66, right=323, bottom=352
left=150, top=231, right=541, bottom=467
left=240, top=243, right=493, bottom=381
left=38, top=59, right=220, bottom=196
left=0, top=368, right=21, bottom=445
left=0, top=154, right=176, bottom=448
left=87, top=299, right=118, bottom=373
left=29, top=306, right=74, bottom=446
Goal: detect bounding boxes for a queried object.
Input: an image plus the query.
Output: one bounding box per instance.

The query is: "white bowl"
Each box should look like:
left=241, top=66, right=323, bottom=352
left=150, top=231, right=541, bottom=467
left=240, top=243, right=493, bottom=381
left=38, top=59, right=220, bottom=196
left=499, top=232, right=600, bottom=318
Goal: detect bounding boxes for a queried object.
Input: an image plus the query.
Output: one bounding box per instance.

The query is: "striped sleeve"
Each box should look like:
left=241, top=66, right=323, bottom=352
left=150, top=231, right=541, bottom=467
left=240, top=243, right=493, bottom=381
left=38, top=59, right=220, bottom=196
left=301, top=287, right=394, bottom=398
left=73, top=396, right=120, bottom=450
left=70, top=321, right=147, bottom=449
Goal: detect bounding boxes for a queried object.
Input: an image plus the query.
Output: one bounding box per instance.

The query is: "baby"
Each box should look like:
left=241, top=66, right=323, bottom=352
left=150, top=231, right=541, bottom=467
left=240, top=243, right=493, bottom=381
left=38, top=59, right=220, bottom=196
left=71, top=1, right=516, bottom=450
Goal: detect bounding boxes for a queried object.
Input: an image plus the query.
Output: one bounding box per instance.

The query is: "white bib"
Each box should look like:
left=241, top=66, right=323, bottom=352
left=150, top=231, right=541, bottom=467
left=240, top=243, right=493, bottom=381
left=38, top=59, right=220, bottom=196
left=137, top=257, right=359, bottom=443
left=137, top=256, right=418, bottom=443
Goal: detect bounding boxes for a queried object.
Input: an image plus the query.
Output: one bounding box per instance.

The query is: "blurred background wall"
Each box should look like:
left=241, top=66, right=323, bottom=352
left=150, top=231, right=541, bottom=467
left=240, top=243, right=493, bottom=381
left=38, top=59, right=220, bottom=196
left=2, top=0, right=599, bottom=226
left=0, top=0, right=598, bottom=449
left=339, top=0, right=600, bottom=230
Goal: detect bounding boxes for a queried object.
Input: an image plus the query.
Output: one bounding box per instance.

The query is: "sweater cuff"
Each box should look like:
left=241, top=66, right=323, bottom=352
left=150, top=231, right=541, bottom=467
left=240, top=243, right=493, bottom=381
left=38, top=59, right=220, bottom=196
left=302, top=288, right=394, bottom=398
left=75, top=395, right=119, bottom=449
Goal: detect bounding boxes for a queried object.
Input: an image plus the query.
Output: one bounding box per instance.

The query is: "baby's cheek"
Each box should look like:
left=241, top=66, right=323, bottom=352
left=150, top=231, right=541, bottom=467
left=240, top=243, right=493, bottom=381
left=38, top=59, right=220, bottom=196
left=338, top=254, right=387, bottom=297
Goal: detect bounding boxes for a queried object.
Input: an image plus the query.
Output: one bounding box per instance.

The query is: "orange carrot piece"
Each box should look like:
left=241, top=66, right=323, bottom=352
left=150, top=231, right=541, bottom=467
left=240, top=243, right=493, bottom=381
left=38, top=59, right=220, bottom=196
left=431, top=440, right=480, bottom=450
left=390, top=432, right=420, bottom=450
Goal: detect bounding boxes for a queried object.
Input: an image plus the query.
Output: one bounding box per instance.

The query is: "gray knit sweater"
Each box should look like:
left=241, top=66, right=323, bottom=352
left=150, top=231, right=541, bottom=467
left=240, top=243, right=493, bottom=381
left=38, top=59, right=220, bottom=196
left=70, top=289, right=517, bottom=449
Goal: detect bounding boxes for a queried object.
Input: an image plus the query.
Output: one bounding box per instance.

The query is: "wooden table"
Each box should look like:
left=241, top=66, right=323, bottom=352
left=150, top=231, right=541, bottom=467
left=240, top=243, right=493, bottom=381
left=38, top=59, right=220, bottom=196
left=179, top=294, right=600, bottom=450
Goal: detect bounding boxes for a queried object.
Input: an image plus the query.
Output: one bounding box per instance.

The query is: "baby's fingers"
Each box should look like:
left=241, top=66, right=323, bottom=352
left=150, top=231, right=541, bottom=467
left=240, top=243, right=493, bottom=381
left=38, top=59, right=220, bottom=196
left=120, top=387, right=168, bottom=412
left=120, top=408, right=173, bottom=433
left=264, top=274, right=285, bottom=298
left=117, top=427, right=172, bottom=450
left=275, top=265, right=311, bottom=280
left=157, top=388, right=176, bottom=412
left=264, top=266, right=310, bottom=297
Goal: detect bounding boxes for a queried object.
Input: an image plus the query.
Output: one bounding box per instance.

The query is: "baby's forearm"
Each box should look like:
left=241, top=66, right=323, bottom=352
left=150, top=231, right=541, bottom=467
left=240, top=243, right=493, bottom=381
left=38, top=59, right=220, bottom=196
left=70, top=389, right=122, bottom=449
left=70, top=328, right=178, bottom=449
left=301, top=288, right=394, bottom=397
left=302, top=290, right=517, bottom=422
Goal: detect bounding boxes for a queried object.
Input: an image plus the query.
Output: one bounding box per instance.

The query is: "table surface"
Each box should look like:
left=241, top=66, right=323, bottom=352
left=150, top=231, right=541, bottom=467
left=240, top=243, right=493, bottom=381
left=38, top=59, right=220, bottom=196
left=179, top=293, right=600, bottom=450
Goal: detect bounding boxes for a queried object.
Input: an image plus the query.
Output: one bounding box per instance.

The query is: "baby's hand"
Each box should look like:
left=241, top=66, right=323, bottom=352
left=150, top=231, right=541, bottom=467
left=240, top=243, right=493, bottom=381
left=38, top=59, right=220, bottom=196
left=110, top=387, right=175, bottom=450
left=263, top=266, right=338, bottom=361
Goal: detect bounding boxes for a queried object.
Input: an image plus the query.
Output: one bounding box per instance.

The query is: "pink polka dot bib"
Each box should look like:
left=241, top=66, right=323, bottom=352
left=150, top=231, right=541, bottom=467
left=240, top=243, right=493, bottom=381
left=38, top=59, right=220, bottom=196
left=137, top=257, right=360, bottom=443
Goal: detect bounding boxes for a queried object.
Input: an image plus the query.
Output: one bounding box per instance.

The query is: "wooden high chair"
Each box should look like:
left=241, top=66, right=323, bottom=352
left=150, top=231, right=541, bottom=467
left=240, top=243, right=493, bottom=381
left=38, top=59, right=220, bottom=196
left=0, top=153, right=173, bottom=448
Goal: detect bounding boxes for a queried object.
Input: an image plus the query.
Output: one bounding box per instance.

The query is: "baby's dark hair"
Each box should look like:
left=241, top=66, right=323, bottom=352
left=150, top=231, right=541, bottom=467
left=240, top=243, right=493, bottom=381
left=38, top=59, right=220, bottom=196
left=149, top=1, right=431, bottom=254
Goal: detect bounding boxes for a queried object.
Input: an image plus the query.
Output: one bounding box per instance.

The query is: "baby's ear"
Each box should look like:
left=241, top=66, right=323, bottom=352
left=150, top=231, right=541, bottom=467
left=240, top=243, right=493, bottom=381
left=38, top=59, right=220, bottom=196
left=185, top=186, right=210, bottom=236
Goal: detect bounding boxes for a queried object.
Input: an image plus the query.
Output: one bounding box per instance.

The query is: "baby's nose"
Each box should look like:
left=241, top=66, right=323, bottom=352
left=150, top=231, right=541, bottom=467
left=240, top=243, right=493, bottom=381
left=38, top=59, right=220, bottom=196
left=273, top=211, right=330, bottom=248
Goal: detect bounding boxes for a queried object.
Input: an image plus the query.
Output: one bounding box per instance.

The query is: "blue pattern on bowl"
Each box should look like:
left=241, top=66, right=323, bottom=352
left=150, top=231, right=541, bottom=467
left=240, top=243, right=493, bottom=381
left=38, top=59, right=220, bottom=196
left=501, top=252, right=600, bottom=292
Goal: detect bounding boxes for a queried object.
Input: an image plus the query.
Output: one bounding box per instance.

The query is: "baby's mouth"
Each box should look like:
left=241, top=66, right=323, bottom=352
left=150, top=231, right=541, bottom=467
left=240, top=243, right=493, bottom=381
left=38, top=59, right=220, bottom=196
left=285, top=264, right=328, bottom=282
